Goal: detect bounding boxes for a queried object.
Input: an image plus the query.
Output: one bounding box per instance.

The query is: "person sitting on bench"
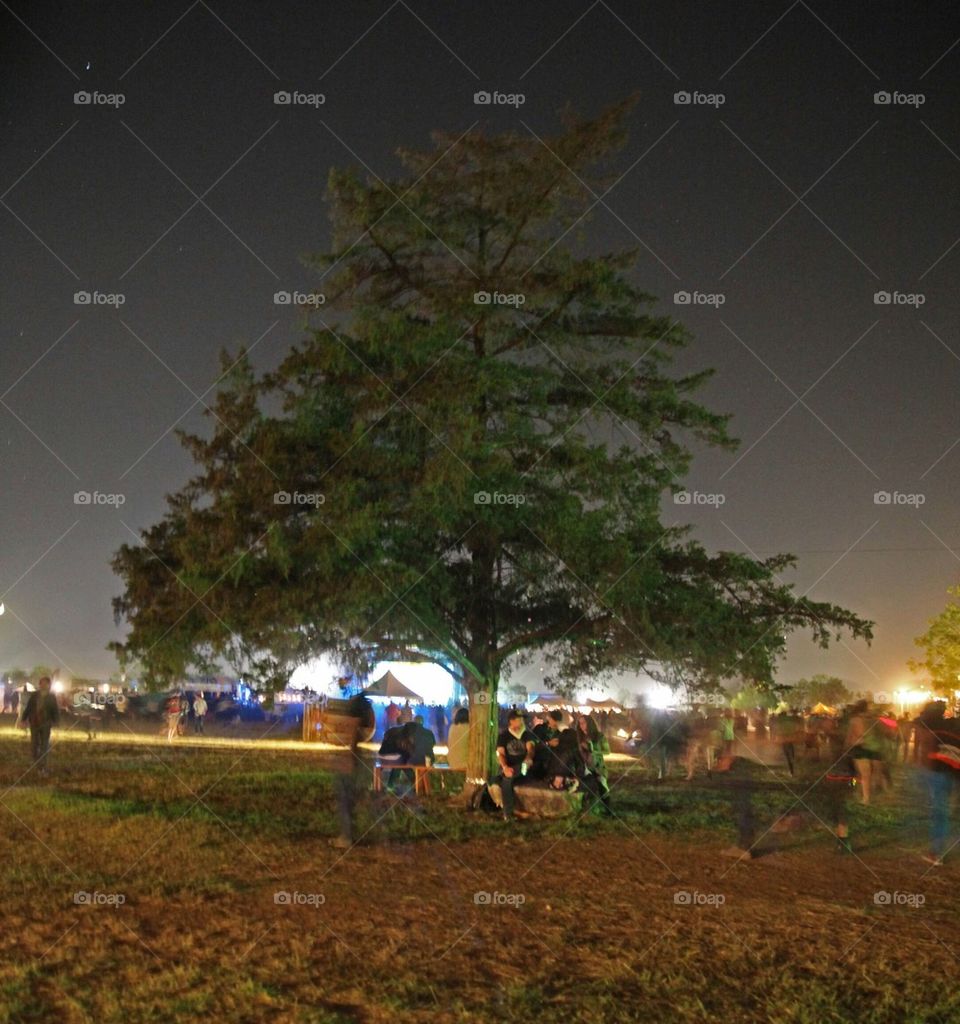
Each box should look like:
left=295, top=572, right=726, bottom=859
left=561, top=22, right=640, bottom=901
left=409, top=715, right=436, bottom=766
left=379, top=721, right=415, bottom=792
left=496, top=711, right=536, bottom=821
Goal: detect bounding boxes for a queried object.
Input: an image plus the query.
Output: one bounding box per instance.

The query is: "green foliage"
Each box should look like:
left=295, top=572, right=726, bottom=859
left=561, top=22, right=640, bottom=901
left=911, top=585, right=960, bottom=691
left=110, top=101, right=871, bottom=710
left=783, top=674, right=852, bottom=709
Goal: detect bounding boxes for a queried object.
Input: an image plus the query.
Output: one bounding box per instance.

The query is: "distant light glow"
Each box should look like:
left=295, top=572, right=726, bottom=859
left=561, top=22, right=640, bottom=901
left=646, top=684, right=676, bottom=710
left=895, top=689, right=935, bottom=706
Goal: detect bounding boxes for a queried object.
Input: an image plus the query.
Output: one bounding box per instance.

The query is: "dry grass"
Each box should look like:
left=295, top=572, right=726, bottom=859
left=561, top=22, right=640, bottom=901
left=0, top=722, right=956, bottom=1024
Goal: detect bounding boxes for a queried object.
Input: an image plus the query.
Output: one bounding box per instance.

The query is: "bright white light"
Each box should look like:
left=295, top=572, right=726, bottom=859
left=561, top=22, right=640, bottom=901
left=51, top=681, right=64, bottom=694
left=896, top=689, right=934, bottom=706
left=288, top=654, right=351, bottom=694
left=369, top=661, right=457, bottom=705
left=646, top=684, right=676, bottom=710
left=101, top=683, right=110, bottom=694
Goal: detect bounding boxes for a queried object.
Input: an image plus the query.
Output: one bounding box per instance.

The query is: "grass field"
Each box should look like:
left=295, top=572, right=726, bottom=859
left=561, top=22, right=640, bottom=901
left=0, top=721, right=957, bottom=1024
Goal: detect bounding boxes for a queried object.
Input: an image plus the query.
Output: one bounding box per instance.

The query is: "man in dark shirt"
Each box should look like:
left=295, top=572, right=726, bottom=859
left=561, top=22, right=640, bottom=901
left=532, top=710, right=565, bottom=778
left=20, top=676, right=59, bottom=773
left=496, top=710, right=536, bottom=820
left=409, top=715, right=436, bottom=765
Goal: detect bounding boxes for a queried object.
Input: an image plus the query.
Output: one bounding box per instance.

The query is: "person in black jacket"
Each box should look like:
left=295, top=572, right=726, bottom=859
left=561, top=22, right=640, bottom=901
left=20, top=676, right=60, bottom=772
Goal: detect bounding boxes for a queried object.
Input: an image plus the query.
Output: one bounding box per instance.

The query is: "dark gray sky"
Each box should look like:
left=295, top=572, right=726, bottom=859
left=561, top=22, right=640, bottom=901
left=2, top=0, right=959, bottom=691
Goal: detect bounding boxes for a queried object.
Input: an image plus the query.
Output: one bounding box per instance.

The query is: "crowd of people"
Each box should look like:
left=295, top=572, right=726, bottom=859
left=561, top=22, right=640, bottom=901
left=10, top=676, right=960, bottom=865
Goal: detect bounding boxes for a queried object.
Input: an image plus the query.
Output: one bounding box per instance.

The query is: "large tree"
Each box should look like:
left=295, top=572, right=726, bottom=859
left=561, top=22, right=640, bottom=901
left=111, top=102, right=871, bottom=785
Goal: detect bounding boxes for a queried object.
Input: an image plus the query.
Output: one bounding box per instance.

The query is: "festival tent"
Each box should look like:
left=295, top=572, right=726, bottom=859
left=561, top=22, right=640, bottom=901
left=586, top=697, right=623, bottom=711
left=362, top=671, right=423, bottom=702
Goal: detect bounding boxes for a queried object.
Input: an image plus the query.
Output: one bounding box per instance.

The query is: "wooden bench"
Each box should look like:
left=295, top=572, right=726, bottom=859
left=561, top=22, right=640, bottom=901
left=372, top=760, right=462, bottom=795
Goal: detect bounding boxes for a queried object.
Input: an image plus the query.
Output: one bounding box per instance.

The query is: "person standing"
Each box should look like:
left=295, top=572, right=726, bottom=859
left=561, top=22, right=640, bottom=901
left=165, top=694, right=181, bottom=742
left=446, top=707, right=470, bottom=772
left=577, top=714, right=612, bottom=815
left=331, top=693, right=375, bottom=848
left=915, top=701, right=958, bottom=866
left=385, top=701, right=401, bottom=732
left=193, top=692, right=208, bottom=735
left=495, top=711, right=536, bottom=821
left=845, top=700, right=882, bottom=806
left=431, top=703, right=447, bottom=744
left=19, top=676, right=59, bottom=773
left=398, top=700, right=413, bottom=725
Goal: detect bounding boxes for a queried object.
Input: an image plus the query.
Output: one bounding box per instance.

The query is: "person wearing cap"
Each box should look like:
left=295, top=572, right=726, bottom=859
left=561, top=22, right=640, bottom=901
left=495, top=710, right=536, bottom=821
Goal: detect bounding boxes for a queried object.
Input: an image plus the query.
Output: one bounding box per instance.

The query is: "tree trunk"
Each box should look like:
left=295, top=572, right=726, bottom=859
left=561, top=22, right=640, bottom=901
left=462, top=673, right=498, bottom=805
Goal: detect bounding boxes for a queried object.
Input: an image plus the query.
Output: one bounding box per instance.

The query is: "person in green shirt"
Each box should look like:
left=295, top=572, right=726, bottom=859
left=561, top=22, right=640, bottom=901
left=576, top=714, right=612, bottom=816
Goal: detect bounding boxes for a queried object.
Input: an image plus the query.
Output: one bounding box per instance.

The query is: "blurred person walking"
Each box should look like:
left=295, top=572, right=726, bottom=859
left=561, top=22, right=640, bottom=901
left=845, top=700, right=883, bottom=806
left=331, top=692, right=375, bottom=848
left=915, top=701, right=959, bottom=866
left=19, top=676, right=59, bottom=773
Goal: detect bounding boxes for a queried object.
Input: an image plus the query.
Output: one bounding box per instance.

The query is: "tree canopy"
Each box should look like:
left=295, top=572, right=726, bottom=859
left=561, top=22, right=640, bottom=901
left=782, top=674, right=852, bottom=709
left=110, top=101, right=872, bottom=778
left=911, top=585, right=960, bottom=692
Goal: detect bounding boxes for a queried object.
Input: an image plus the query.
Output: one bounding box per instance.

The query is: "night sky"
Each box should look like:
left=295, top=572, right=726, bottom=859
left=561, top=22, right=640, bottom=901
left=2, top=1, right=959, bottom=691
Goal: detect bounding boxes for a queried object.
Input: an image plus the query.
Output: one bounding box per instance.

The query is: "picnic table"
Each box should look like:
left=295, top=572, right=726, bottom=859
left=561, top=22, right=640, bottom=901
left=372, top=760, right=459, bottom=795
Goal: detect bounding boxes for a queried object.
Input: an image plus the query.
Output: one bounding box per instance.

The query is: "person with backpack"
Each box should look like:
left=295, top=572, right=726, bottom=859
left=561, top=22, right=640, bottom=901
left=915, top=701, right=958, bottom=866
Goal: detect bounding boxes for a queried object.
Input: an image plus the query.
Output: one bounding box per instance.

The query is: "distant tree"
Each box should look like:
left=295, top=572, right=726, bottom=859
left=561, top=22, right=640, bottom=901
left=731, top=684, right=779, bottom=711
left=111, top=102, right=872, bottom=786
left=3, top=667, right=28, bottom=685
left=911, top=586, right=960, bottom=693
left=785, top=674, right=852, bottom=709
